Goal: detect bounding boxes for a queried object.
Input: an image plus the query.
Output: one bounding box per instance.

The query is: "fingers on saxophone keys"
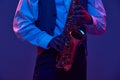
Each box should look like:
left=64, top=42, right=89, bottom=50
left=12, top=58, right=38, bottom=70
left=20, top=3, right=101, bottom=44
left=72, top=10, right=85, bottom=16
left=72, top=4, right=85, bottom=10
left=54, top=43, right=64, bottom=52
left=65, top=42, right=70, bottom=47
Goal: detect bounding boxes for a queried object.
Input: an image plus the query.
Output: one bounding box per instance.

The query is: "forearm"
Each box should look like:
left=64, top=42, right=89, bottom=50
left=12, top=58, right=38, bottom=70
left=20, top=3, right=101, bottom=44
left=13, top=19, right=53, bottom=49
left=86, top=0, right=106, bottom=35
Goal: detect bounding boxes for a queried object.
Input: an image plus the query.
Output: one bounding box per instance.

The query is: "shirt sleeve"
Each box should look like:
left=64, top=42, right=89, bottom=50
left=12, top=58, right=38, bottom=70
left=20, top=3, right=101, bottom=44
left=13, top=0, right=53, bottom=49
left=87, top=0, right=106, bottom=35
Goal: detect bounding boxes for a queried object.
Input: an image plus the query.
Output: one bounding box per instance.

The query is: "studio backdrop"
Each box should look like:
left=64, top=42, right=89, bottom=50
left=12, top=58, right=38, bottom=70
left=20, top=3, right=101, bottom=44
left=0, top=0, right=120, bottom=80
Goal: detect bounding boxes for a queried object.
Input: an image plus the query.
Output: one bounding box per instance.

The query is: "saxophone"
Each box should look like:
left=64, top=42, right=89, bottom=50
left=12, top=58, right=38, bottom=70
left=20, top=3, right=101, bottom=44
left=56, top=0, right=86, bottom=71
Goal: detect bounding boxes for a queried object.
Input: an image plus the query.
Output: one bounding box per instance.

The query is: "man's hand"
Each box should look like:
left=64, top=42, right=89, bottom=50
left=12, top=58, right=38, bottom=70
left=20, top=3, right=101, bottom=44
left=72, top=5, right=93, bottom=25
left=48, top=34, right=70, bottom=52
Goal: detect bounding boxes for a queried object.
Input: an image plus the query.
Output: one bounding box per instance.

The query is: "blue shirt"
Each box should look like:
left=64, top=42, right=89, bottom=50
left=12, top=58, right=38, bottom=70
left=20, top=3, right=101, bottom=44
left=54, top=0, right=71, bottom=36
left=13, top=0, right=106, bottom=49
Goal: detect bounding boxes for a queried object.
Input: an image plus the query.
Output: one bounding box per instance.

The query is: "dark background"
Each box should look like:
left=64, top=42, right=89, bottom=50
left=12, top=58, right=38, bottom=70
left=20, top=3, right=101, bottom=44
left=0, top=0, right=120, bottom=80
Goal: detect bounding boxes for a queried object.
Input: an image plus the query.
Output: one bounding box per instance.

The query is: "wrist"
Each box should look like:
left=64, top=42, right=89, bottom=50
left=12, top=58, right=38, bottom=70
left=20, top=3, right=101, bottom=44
left=86, top=15, right=93, bottom=25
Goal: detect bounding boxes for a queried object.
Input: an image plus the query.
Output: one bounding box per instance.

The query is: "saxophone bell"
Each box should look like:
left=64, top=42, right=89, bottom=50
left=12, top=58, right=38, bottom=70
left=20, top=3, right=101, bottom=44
left=70, top=28, right=86, bottom=42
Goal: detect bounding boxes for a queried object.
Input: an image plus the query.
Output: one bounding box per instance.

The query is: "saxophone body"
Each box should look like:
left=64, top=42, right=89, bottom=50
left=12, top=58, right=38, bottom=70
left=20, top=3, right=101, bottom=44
left=56, top=0, right=86, bottom=71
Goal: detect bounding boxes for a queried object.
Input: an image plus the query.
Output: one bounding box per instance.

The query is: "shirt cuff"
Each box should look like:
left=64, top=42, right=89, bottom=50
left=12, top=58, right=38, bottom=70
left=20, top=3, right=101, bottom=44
left=38, top=33, right=54, bottom=49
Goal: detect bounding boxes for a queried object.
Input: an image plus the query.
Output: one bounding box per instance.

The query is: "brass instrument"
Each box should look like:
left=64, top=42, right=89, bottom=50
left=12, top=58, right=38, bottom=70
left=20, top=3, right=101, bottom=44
left=56, top=0, right=86, bottom=71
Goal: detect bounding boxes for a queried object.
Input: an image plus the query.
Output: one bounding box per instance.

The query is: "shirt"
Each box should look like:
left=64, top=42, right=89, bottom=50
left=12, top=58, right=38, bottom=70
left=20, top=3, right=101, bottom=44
left=13, top=0, right=106, bottom=49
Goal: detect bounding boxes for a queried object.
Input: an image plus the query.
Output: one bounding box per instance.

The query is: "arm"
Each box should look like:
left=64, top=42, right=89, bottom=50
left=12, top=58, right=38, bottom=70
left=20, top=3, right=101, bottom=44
left=87, top=0, right=106, bottom=35
left=13, top=0, right=53, bottom=49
